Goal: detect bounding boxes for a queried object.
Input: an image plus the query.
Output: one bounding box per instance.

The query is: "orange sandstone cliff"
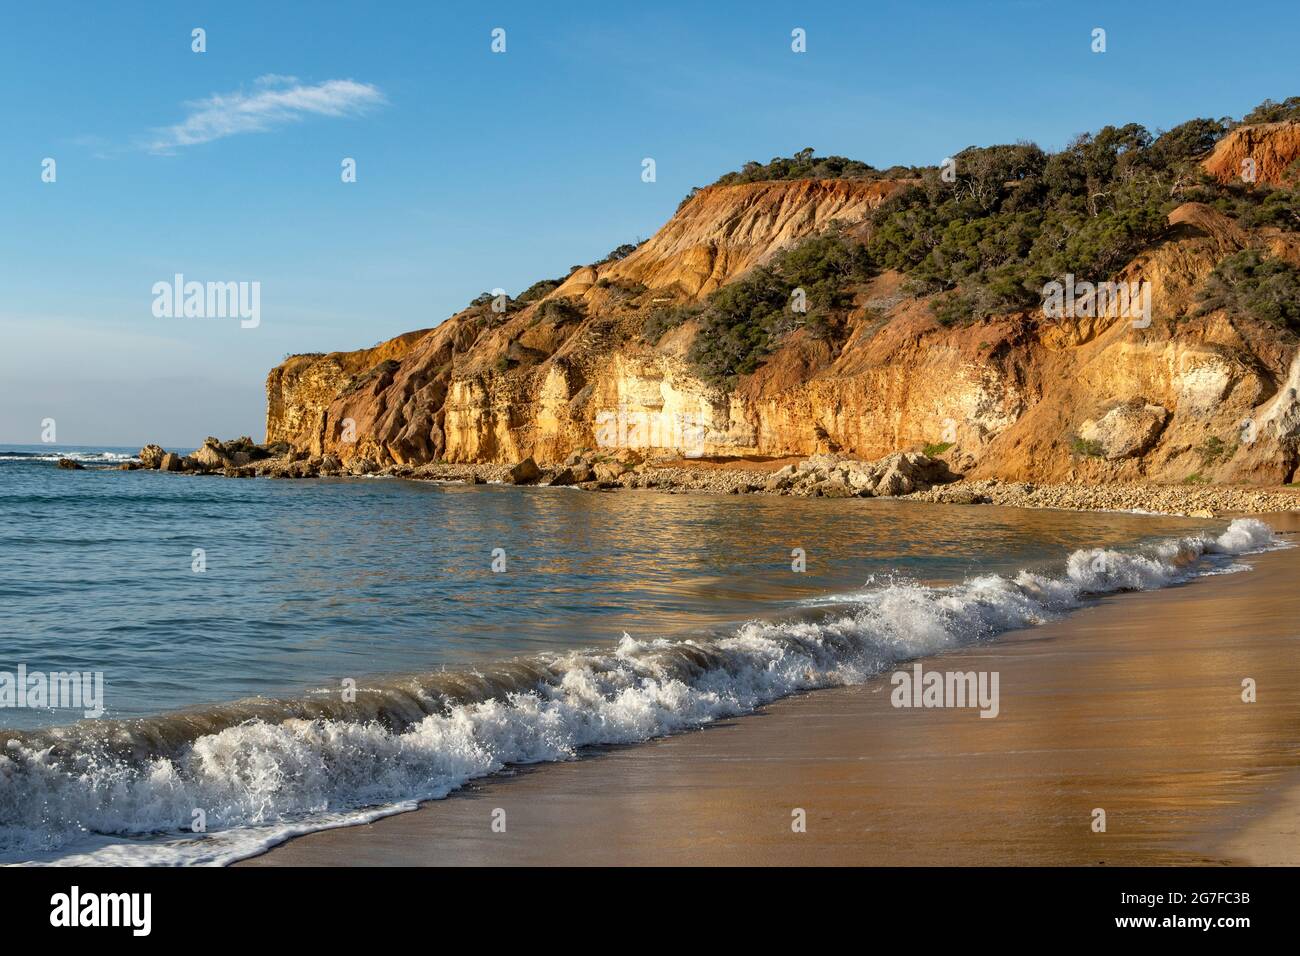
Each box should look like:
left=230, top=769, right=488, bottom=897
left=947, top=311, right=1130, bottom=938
left=266, top=123, right=1300, bottom=486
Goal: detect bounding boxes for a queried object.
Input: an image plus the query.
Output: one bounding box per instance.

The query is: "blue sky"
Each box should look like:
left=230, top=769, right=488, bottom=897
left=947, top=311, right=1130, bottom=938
left=2, top=0, right=1297, bottom=446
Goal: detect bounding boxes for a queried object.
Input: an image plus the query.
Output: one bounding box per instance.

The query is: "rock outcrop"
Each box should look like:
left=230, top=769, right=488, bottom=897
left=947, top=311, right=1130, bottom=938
left=555, top=178, right=904, bottom=301
left=256, top=123, right=1300, bottom=488
left=138, top=444, right=166, bottom=469
left=765, top=452, right=955, bottom=497
left=1203, top=120, right=1300, bottom=187
left=1078, top=402, right=1170, bottom=461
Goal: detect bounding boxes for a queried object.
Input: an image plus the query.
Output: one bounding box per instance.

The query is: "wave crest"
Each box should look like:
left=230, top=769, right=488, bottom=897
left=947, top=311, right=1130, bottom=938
left=0, top=518, right=1279, bottom=865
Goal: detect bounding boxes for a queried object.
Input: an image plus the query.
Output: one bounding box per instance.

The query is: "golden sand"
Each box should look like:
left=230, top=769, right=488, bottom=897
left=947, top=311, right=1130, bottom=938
left=241, top=515, right=1300, bottom=866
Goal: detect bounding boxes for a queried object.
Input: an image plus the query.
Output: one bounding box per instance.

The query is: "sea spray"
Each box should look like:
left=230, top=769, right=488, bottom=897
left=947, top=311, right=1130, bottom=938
left=0, top=518, right=1279, bottom=866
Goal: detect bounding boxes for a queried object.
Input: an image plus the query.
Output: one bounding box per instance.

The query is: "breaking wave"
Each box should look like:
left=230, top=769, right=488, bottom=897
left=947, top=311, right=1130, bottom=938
left=0, top=518, right=1279, bottom=866
left=0, top=450, right=137, bottom=464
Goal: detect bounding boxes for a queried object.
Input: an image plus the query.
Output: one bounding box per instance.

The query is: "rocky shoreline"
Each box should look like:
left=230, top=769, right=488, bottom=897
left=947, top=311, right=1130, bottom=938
left=113, top=436, right=1300, bottom=518
left=904, top=478, right=1300, bottom=517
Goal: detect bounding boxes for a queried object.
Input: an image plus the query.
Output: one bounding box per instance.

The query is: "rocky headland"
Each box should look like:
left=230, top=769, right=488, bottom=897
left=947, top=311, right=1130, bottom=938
left=127, top=104, right=1300, bottom=519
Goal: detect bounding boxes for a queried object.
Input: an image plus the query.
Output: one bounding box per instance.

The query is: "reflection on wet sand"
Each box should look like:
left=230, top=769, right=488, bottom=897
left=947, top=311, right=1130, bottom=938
left=243, top=515, right=1300, bottom=866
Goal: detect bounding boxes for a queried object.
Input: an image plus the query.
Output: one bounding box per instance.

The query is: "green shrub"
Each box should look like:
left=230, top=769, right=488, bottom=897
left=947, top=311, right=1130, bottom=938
left=687, top=226, right=875, bottom=382
left=597, top=242, right=642, bottom=264
left=923, top=441, right=954, bottom=457
left=1071, top=437, right=1105, bottom=457
left=1196, top=249, right=1300, bottom=330
left=642, top=303, right=698, bottom=343
left=1241, top=96, right=1300, bottom=125
left=517, top=278, right=563, bottom=303
left=345, top=359, right=401, bottom=394
left=1198, top=435, right=1230, bottom=466
left=866, top=130, right=1181, bottom=322
left=536, top=297, right=584, bottom=325
left=930, top=291, right=978, bottom=327
left=677, top=103, right=1296, bottom=337
left=713, top=147, right=882, bottom=187
left=1236, top=183, right=1300, bottom=228
left=1200, top=171, right=1300, bottom=229
left=598, top=278, right=648, bottom=300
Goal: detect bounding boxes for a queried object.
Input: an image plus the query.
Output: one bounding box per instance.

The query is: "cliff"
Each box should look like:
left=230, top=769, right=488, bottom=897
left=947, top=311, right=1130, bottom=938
left=1204, top=121, right=1300, bottom=186
left=265, top=121, right=1300, bottom=486
left=555, top=178, right=904, bottom=301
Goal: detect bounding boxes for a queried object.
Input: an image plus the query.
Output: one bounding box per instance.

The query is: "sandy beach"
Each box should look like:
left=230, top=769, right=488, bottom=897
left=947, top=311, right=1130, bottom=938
left=238, top=512, right=1300, bottom=867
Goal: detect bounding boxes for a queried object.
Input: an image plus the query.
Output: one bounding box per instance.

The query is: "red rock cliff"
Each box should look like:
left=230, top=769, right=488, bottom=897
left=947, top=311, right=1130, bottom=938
left=267, top=125, right=1300, bottom=486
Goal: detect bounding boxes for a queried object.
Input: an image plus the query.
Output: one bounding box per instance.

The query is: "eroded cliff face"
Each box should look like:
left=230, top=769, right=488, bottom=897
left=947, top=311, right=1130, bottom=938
left=556, top=178, right=904, bottom=301
left=265, top=329, right=431, bottom=458
left=266, top=125, right=1300, bottom=486
left=1204, top=120, right=1300, bottom=186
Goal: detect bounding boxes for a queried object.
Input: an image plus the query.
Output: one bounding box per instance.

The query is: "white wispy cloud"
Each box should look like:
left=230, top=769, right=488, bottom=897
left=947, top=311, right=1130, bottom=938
left=145, top=77, right=384, bottom=152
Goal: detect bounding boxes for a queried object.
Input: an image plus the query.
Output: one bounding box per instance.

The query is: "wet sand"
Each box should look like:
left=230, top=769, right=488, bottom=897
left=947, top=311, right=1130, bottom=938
left=241, top=514, right=1300, bottom=866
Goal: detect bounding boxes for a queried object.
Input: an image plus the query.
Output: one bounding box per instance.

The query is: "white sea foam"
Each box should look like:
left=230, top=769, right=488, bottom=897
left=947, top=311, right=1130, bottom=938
left=0, top=518, right=1280, bottom=867
left=0, top=451, right=136, bottom=463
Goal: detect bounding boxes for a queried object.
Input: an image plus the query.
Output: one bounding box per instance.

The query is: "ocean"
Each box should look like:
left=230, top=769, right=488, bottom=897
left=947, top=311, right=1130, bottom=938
left=0, top=445, right=1279, bottom=865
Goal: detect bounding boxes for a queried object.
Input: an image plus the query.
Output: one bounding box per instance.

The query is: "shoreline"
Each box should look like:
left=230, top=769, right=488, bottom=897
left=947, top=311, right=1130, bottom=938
left=238, top=514, right=1300, bottom=867
left=7, top=476, right=1293, bottom=865
left=1210, top=767, right=1300, bottom=865
left=95, top=439, right=1300, bottom=517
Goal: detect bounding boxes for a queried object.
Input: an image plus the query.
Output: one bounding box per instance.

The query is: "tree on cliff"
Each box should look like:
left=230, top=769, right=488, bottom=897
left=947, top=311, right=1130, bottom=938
left=688, top=226, right=874, bottom=382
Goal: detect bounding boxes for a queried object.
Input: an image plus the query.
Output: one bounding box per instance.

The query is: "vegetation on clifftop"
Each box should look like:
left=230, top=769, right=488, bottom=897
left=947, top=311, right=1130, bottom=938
left=467, top=100, right=1300, bottom=387
left=1241, top=96, right=1300, bottom=125
left=654, top=225, right=874, bottom=383
left=676, top=148, right=922, bottom=211
left=683, top=97, right=1300, bottom=366
left=1197, top=249, right=1300, bottom=331
left=867, top=123, right=1213, bottom=320
left=865, top=101, right=1300, bottom=325
left=711, top=147, right=919, bottom=187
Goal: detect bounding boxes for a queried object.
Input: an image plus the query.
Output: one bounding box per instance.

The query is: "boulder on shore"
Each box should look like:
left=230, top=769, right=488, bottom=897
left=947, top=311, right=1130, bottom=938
left=1078, top=401, right=1169, bottom=461
left=776, top=451, right=957, bottom=499
left=545, top=467, right=578, bottom=486
left=507, top=457, right=541, bottom=484
left=592, top=461, right=627, bottom=484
